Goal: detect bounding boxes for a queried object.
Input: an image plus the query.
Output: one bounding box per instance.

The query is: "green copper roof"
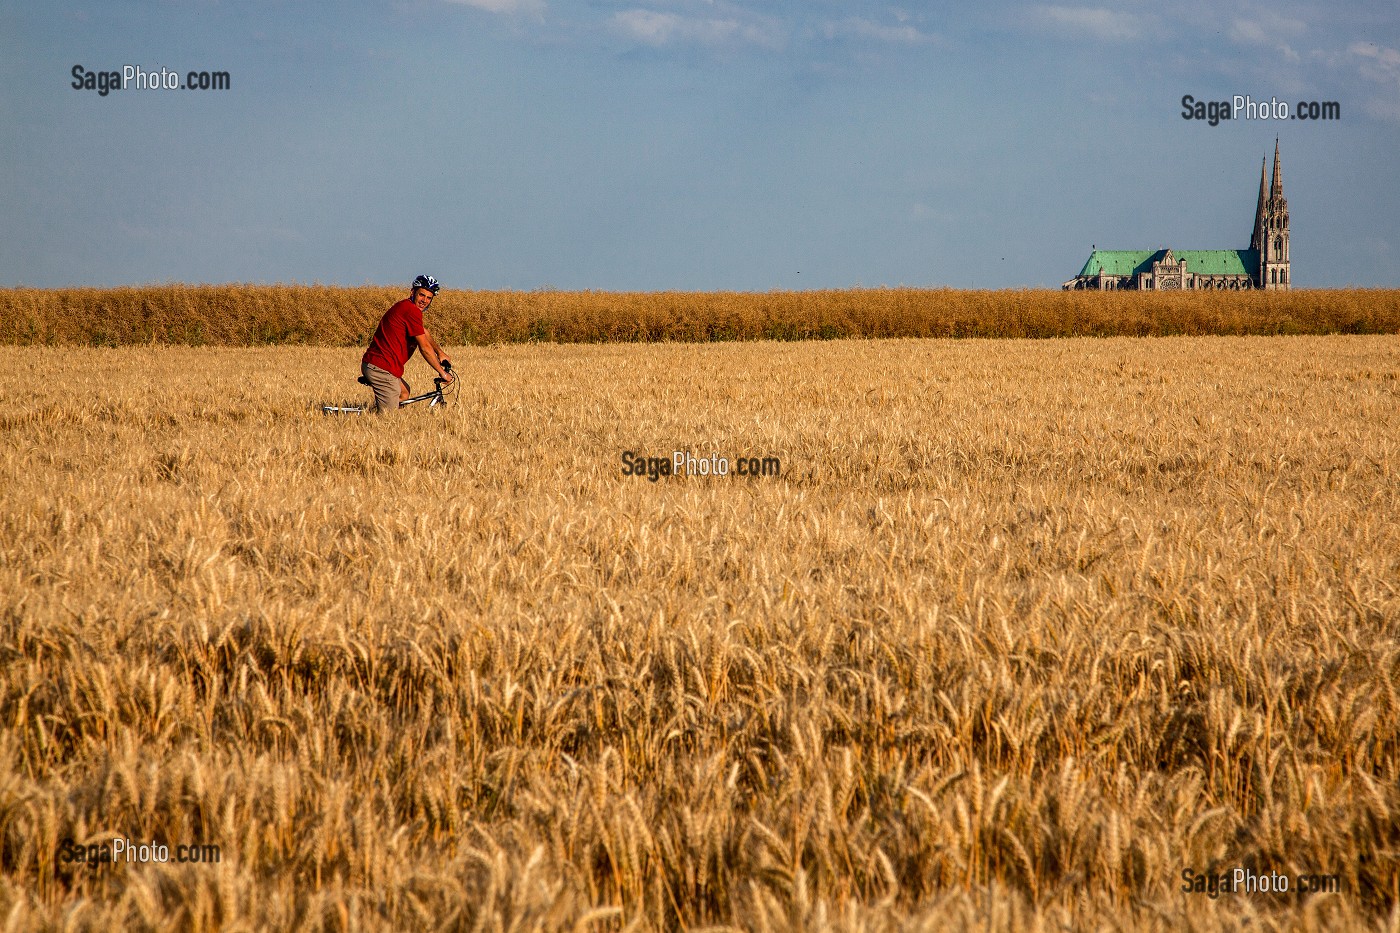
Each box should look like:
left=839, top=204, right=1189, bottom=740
left=1076, top=249, right=1258, bottom=277
left=1076, top=251, right=1156, bottom=277
left=1176, top=250, right=1258, bottom=275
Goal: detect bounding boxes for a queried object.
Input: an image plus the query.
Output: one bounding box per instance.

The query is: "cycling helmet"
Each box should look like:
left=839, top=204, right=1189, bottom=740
left=412, top=274, right=440, bottom=295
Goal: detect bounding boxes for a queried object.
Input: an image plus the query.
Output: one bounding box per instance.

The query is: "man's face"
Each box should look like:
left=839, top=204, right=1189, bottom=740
left=411, top=287, right=434, bottom=311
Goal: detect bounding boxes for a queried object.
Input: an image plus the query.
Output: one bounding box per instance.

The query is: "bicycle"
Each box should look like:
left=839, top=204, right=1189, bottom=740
left=321, top=361, right=457, bottom=415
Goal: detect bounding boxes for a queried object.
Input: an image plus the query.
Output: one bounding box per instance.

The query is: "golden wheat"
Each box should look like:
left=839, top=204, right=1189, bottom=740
left=1, top=285, right=1398, bottom=346
left=0, top=336, right=1397, bottom=931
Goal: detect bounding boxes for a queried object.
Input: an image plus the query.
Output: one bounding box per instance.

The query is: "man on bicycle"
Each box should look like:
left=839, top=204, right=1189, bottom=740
left=362, top=274, right=454, bottom=414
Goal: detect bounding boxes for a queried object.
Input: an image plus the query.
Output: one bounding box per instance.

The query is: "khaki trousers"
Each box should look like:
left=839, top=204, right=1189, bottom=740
left=361, top=362, right=404, bottom=415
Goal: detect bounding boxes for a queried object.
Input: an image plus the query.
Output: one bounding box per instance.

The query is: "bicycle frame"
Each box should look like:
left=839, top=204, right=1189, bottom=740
left=321, top=365, right=455, bottom=415
left=400, top=382, right=450, bottom=408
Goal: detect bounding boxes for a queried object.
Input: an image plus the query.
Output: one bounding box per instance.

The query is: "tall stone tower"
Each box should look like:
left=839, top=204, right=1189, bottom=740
left=1252, top=139, right=1290, bottom=290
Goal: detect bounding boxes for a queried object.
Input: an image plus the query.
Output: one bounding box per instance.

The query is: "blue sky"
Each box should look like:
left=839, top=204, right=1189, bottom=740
left=1, top=0, right=1396, bottom=289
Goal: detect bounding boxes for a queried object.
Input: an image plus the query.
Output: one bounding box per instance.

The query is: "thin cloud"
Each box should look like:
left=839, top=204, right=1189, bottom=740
left=612, top=7, right=782, bottom=48
left=1228, top=12, right=1305, bottom=62
left=446, top=0, right=545, bottom=17
left=1350, top=41, right=1400, bottom=122
left=1030, top=6, right=1149, bottom=42
left=822, top=17, right=936, bottom=45
left=1350, top=40, right=1400, bottom=72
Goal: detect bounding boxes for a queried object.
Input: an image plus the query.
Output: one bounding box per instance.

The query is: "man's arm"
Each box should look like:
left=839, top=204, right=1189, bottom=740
left=414, top=332, right=453, bottom=381
left=426, top=332, right=450, bottom=368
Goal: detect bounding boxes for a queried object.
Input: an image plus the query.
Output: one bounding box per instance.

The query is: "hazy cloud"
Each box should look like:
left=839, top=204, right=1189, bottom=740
left=1350, top=41, right=1400, bottom=122
left=1030, top=6, right=1149, bottom=41
left=1228, top=12, right=1305, bottom=62
left=1351, top=40, right=1400, bottom=73
left=447, top=0, right=545, bottom=17
left=821, top=16, right=936, bottom=45
left=612, top=7, right=782, bottom=48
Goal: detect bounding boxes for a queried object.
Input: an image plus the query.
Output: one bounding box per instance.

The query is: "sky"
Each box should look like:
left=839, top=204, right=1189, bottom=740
left=1, top=0, right=1397, bottom=289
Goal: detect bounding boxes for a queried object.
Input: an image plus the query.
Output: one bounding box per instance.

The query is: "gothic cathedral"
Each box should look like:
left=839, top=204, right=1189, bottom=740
left=1064, top=141, right=1289, bottom=291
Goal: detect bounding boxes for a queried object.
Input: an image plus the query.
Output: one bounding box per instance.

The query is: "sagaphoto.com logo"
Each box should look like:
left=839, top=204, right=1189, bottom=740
left=72, top=64, right=230, bottom=97
left=1181, top=93, right=1340, bottom=126
left=621, top=450, right=782, bottom=482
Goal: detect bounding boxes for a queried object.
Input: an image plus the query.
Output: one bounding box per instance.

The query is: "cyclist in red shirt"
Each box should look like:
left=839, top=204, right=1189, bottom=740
left=362, top=275, right=454, bottom=414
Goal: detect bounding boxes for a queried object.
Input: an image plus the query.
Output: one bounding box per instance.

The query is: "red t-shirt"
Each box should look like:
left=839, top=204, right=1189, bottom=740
left=362, top=299, right=425, bottom=378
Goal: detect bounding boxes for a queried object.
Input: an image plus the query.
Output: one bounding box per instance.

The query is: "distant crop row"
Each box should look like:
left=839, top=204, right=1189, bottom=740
left=2, top=285, right=1398, bottom=345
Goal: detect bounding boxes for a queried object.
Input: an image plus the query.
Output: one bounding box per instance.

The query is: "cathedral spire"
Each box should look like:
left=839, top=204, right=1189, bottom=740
left=1260, top=139, right=1290, bottom=291
left=1270, top=137, right=1283, bottom=199
left=1251, top=156, right=1267, bottom=251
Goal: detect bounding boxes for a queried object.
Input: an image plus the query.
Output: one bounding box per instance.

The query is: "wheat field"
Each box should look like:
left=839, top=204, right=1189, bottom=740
left=2, top=285, right=1399, bottom=346
left=1, top=336, right=1398, bottom=931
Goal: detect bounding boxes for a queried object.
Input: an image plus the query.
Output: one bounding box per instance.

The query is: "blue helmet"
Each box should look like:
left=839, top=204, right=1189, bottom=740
left=412, top=274, right=440, bottom=295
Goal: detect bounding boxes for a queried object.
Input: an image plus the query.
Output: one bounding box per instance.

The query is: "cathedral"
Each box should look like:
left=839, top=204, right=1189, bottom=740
left=1063, top=141, right=1290, bottom=291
